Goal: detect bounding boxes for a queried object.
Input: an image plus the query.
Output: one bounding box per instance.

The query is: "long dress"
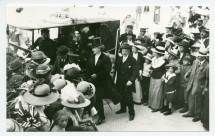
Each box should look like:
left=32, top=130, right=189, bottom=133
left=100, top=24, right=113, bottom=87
left=148, top=57, right=166, bottom=109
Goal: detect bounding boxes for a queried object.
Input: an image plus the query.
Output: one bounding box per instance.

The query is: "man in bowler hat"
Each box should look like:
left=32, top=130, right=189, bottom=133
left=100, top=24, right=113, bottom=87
left=115, top=43, right=138, bottom=121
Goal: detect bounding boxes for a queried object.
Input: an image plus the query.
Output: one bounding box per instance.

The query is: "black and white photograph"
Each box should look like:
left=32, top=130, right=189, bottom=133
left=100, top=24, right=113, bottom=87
left=3, top=2, right=212, bottom=133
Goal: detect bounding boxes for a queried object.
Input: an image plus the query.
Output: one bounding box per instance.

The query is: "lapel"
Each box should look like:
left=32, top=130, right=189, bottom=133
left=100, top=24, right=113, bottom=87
left=196, top=60, right=208, bottom=74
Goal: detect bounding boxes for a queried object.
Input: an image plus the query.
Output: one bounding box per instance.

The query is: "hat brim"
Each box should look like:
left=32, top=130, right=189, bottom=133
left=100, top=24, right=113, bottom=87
left=61, top=99, right=90, bottom=109
left=143, top=56, right=152, bottom=61
left=85, top=83, right=96, bottom=99
left=168, top=51, right=178, bottom=58
left=26, top=69, right=37, bottom=79
left=151, top=48, right=165, bottom=55
left=22, top=91, right=59, bottom=106
left=165, top=65, right=178, bottom=70
left=196, top=52, right=209, bottom=57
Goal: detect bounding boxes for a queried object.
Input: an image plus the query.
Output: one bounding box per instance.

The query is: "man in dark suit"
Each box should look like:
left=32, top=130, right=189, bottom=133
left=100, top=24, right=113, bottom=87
left=85, top=42, right=122, bottom=125
left=120, top=25, right=136, bottom=42
left=51, top=46, right=70, bottom=74
left=115, top=43, right=138, bottom=121
left=183, top=48, right=209, bottom=122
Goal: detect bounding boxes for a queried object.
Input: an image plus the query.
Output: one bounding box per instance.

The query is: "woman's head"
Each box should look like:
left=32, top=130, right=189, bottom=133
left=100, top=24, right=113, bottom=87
left=182, top=55, right=192, bottom=65
left=92, top=44, right=105, bottom=54
left=132, top=46, right=138, bottom=53
left=53, top=110, right=68, bottom=128
left=167, top=66, right=175, bottom=73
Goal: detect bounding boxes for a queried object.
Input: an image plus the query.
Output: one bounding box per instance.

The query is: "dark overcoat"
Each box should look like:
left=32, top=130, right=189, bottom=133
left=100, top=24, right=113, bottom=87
left=130, top=52, right=144, bottom=71
left=85, top=53, right=122, bottom=105
left=115, top=55, right=138, bottom=94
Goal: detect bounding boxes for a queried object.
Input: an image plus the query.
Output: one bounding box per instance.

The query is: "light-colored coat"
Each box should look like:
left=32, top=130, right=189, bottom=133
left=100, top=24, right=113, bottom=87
left=185, top=59, right=209, bottom=95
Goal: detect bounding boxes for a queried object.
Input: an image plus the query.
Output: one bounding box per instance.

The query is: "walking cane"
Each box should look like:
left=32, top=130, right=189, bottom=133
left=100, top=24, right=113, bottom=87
left=104, top=98, right=112, bottom=111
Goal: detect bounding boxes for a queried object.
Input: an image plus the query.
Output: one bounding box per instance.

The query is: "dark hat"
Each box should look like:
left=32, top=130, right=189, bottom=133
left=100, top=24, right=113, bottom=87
left=178, top=39, right=189, bottom=47
left=120, top=43, right=131, bottom=49
left=183, top=55, right=192, bottom=62
left=68, top=52, right=79, bottom=59
left=92, top=37, right=101, bottom=45
left=200, top=28, right=209, bottom=34
left=165, top=63, right=178, bottom=70
left=8, top=58, right=25, bottom=71
left=57, top=46, right=69, bottom=56
left=64, top=67, right=81, bottom=82
left=41, top=28, right=49, bottom=34
left=126, top=25, right=133, bottom=29
left=8, top=74, right=24, bottom=88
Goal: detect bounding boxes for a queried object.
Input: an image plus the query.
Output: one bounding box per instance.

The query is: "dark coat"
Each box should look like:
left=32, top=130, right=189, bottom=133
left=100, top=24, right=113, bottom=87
left=130, top=52, right=144, bottom=71
left=85, top=53, right=122, bottom=105
left=120, top=33, right=136, bottom=42
left=115, top=55, right=138, bottom=93
left=33, top=37, right=57, bottom=64
left=51, top=55, right=69, bottom=75
left=163, top=74, right=177, bottom=103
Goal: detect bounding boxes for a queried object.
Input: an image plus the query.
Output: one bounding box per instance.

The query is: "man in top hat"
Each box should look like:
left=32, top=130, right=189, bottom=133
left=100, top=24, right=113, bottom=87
left=183, top=48, right=209, bottom=122
left=85, top=41, right=122, bottom=125
left=137, top=27, right=151, bottom=46
left=51, top=46, right=70, bottom=74
left=32, top=28, right=57, bottom=65
left=120, top=25, right=136, bottom=42
left=115, top=43, right=138, bottom=121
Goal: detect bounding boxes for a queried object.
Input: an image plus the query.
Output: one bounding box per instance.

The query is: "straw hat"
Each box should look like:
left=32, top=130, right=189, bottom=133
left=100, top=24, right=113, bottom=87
left=6, top=119, right=23, bottom=132
left=76, top=81, right=96, bottom=99
left=143, top=53, right=153, bottom=61
left=168, top=48, right=179, bottom=58
left=61, top=84, right=90, bottom=108
left=8, top=58, right=25, bottom=71
left=50, top=74, right=64, bottom=84
left=196, top=48, right=209, bottom=57
left=151, top=42, right=165, bottom=54
left=36, top=64, right=51, bottom=75
left=165, top=63, right=178, bottom=70
left=52, top=79, right=67, bottom=90
left=22, top=84, right=59, bottom=106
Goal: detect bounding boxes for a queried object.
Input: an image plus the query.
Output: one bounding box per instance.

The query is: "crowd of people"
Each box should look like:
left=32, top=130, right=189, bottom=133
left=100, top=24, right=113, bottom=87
left=6, top=6, right=209, bottom=132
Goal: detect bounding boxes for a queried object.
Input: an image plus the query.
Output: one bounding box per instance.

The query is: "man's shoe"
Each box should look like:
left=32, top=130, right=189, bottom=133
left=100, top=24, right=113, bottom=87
left=151, top=109, right=158, bottom=112
left=179, top=107, right=188, bottom=113
left=95, top=117, right=105, bottom=125
left=160, top=107, right=168, bottom=113
left=143, top=102, right=148, bottom=106
left=192, top=117, right=200, bottom=122
left=164, top=110, right=172, bottom=115
left=115, top=110, right=126, bottom=114
left=182, top=113, right=194, bottom=118
left=129, top=115, right=135, bottom=121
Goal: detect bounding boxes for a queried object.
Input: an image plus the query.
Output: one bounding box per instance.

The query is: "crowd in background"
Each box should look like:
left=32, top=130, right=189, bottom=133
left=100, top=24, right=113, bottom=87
left=6, top=6, right=209, bottom=132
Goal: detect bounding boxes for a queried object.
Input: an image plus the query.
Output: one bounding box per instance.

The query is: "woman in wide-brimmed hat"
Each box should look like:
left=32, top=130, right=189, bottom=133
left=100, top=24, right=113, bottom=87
left=148, top=42, right=168, bottom=112
left=130, top=44, right=144, bottom=104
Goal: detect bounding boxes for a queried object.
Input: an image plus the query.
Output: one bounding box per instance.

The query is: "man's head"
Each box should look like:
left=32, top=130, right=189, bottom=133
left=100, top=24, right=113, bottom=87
left=57, top=46, right=69, bottom=59
left=41, top=29, right=50, bottom=40
left=200, top=29, right=209, bottom=39
left=122, top=49, right=130, bottom=57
